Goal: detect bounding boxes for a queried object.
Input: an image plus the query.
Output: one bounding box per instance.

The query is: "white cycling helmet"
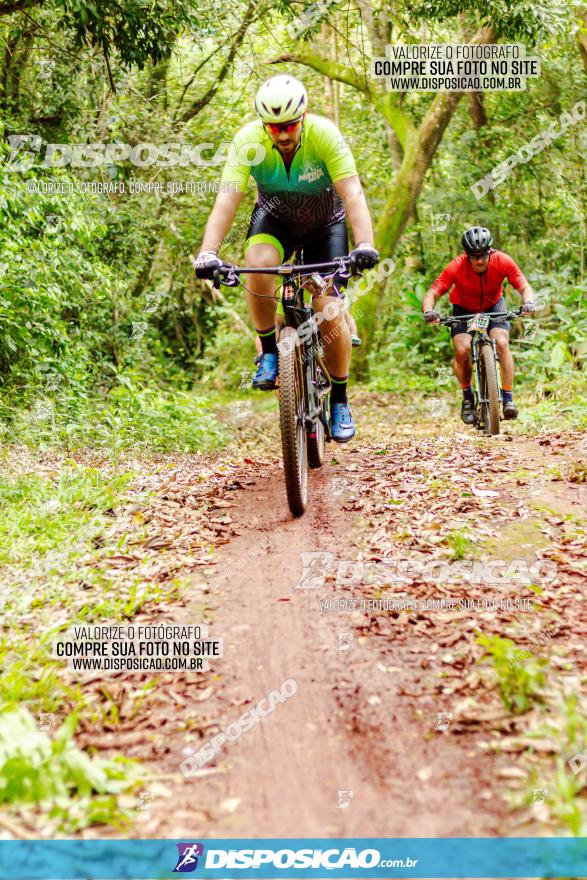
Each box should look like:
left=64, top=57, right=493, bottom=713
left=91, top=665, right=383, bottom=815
left=255, top=75, right=308, bottom=123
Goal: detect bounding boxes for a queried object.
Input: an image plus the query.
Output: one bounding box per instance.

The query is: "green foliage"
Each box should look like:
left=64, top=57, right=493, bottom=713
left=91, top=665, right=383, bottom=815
left=477, top=633, right=547, bottom=713
left=0, top=0, right=585, bottom=431
left=0, top=464, right=134, bottom=566
left=408, top=0, right=571, bottom=42
left=0, top=648, right=69, bottom=712
left=444, top=529, right=474, bottom=560
left=545, top=757, right=587, bottom=836
left=81, top=378, right=226, bottom=452
left=0, top=375, right=226, bottom=453
left=0, top=706, right=137, bottom=827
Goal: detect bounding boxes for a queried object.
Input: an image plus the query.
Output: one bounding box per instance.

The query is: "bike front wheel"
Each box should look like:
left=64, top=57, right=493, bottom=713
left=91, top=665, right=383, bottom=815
left=480, top=343, right=500, bottom=436
left=278, top=327, right=309, bottom=516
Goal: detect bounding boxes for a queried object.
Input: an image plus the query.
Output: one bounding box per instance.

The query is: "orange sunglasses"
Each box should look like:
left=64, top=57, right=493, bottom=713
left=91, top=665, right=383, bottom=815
left=264, top=116, right=304, bottom=135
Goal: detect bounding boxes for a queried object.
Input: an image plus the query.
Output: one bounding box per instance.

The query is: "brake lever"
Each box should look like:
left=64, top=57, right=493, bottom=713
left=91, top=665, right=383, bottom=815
left=222, top=268, right=241, bottom=288
left=334, top=257, right=352, bottom=280
left=211, top=264, right=241, bottom=288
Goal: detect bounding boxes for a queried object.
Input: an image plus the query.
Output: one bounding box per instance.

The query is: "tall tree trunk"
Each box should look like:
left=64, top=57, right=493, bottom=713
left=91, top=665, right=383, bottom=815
left=5, top=27, right=33, bottom=116
left=374, top=90, right=464, bottom=254
left=0, top=31, right=18, bottom=120
left=331, top=27, right=339, bottom=127
left=467, top=91, right=488, bottom=129
left=148, top=56, right=171, bottom=110
left=322, top=23, right=335, bottom=119
left=576, top=4, right=587, bottom=73
left=467, top=91, right=495, bottom=205
left=385, top=122, right=403, bottom=172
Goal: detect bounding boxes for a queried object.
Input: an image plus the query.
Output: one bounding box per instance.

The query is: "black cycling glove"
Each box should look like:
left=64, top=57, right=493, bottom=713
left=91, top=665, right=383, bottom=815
left=195, top=250, right=222, bottom=280
left=349, top=243, right=379, bottom=273
left=424, top=310, right=441, bottom=323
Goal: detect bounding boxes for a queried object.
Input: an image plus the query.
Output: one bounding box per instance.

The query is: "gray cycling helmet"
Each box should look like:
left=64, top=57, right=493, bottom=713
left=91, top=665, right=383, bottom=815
left=462, top=227, right=493, bottom=255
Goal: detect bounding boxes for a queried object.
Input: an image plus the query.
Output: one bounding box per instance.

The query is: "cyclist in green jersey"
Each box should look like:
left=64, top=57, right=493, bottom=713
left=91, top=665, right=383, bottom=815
left=195, top=75, right=378, bottom=442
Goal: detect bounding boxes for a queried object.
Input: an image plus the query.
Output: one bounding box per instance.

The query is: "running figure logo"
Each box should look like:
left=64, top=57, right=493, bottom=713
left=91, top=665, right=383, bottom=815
left=173, top=843, right=204, bottom=873
left=295, top=551, right=334, bottom=589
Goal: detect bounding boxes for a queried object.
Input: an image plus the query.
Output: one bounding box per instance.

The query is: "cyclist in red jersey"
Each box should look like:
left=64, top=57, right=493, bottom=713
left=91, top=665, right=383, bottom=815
left=421, top=227, right=536, bottom=423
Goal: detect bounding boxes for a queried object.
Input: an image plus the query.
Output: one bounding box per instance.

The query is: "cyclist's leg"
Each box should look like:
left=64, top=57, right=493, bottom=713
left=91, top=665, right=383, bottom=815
left=490, top=326, right=515, bottom=416
left=487, top=297, right=516, bottom=415
left=302, top=220, right=351, bottom=384
left=490, top=328, right=513, bottom=384
left=244, top=208, right=294, bottom=386
left=253, top=282, right=285, bottom=363
left=452, top=332, right=472, bottom=381
left=451, top=307, right=474, bottom=389
left=487, top=299, right=513, bottom=386
left=302, top=220, right=354, bottom=441
left=450, top=306, right=475, bottom=423
left=244, top=241, right=281, bottom=388
left=244, top=240, right=280, bottom=333
left=453, top=332, right=475, bottom=424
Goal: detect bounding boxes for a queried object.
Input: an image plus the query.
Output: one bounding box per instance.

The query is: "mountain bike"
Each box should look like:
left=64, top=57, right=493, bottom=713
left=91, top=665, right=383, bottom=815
left=438, top=307, right=525, bottom=436
left=214, top=253, right=355, bottom=516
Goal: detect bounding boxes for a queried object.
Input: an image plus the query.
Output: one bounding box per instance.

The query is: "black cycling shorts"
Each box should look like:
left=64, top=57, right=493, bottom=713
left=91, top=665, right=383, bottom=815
left=451, top=296, right=510, bottom=338
left=245, top=205, right=349, bottom=289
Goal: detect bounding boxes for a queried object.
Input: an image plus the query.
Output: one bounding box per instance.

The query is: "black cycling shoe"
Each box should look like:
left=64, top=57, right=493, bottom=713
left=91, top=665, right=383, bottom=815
left=461, top=398, right=475, bottom=424
left=503, top=400, right=518, bottom=420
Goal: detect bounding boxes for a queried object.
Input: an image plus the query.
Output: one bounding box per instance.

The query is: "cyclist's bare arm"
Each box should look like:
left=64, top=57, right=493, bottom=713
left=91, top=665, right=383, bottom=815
left=422, top=287, right=444, bottom=314
left=199, top=190, right=245, bottom=254
left=334, top=175, right=374, bottom=245
left=517, top=280, right=536, bottom=304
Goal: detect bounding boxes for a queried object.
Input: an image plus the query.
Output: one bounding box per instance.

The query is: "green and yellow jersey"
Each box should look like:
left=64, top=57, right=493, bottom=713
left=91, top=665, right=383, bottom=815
left=220, top=113, right=357, bottom=237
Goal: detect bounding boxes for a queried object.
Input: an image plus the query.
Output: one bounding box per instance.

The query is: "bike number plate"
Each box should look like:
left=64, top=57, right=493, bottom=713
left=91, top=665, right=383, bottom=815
left=467, top=314, right=490, bottom=331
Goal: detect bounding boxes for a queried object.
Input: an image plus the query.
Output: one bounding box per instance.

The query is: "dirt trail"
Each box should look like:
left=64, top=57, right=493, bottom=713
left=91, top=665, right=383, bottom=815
left=170, top=451, right=507, bottom=838
left=130, top=396, right=586, bottom=841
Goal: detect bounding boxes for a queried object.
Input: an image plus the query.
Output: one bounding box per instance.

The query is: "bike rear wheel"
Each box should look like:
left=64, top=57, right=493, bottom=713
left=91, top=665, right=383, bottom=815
left=480, top=343, right=500, bottom=436
left=278, top=326, right=308, bottom=516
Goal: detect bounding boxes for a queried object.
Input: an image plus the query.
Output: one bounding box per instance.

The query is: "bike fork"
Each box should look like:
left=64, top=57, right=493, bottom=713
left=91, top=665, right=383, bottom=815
left=471, top=338, right=482, bottom=408
left=492, top=337, right=503, bottom=405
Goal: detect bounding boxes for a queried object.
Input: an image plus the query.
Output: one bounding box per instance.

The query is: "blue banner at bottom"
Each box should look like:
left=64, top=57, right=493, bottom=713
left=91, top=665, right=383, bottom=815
left=0, top=838, right=585, bottom=879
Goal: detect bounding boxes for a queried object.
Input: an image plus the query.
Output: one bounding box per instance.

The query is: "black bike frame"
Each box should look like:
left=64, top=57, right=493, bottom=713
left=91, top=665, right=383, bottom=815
left=281, top=274, right=330, bottom=430
left=218, top=255, right=354, bottom=435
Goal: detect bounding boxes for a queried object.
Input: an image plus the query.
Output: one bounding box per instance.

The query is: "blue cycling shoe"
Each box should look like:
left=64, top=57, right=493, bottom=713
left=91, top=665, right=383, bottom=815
left=252, top=352, right=278, bottom=390
left=331, top=402, right=355, bottom=443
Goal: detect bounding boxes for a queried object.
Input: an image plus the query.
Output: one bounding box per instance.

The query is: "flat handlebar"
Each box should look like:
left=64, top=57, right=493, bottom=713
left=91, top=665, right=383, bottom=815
left=212, top=256, right=355, bottom=288
left=439, top=307, right=525, bottom=325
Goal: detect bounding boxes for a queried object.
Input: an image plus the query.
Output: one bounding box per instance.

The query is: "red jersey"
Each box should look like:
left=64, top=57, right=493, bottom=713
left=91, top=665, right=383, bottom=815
left=431, top=250, right=528, bottom=311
